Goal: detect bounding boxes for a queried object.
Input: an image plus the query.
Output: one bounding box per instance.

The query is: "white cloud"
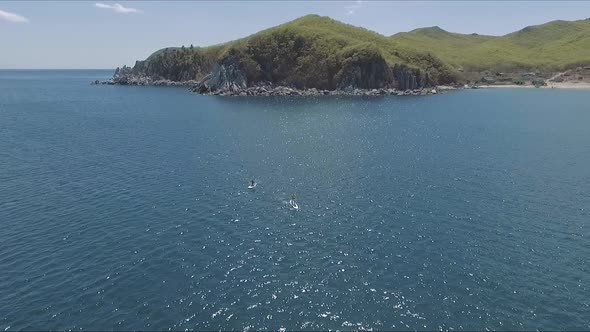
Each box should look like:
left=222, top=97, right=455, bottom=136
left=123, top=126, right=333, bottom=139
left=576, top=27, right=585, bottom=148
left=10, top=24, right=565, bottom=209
left=0, top=9, right=29, bottom=23
left=94, top=3, right=140, bottom=14
left=345, top=0, right=364, bottom=15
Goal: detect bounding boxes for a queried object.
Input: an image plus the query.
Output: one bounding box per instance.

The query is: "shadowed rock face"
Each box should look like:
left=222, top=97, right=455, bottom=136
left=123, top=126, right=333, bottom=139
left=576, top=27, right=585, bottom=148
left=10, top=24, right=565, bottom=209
left=335, top=56, right=394, bottom=90
left=195, top=56, right=431, bottom=92
left=112, top=58, right=434, bottom=93
left=112, top=45, right=434, bottom=93
left=392, top=64, right=431, bottom=90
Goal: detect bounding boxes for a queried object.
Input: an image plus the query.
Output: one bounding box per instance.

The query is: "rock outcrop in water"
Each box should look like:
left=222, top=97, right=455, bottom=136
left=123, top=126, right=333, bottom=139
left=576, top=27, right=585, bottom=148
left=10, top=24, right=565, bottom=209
left=96, top=51, right=440, bottom=95
left=187, top=59, right=434, bottom=96
left=96, top=60, right=441, bottom=96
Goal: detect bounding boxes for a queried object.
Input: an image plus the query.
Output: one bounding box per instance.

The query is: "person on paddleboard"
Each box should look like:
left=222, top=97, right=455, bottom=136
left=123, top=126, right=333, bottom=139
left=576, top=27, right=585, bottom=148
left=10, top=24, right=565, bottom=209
left=289, top=194, right=299, bottom=208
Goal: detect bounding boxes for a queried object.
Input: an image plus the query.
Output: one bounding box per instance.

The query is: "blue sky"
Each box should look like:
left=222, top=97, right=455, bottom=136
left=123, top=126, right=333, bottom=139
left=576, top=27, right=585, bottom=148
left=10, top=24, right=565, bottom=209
left=1, top=1, right=590, bottom=69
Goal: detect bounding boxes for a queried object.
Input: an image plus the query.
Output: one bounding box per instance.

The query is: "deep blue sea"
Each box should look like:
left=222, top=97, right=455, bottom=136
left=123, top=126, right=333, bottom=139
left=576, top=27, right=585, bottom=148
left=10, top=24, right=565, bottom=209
left=1, top=70, right=589, bottom=330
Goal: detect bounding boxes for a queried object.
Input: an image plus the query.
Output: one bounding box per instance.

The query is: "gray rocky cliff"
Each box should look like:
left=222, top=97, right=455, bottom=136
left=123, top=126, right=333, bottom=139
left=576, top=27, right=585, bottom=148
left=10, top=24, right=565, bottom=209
left=112, top=65, right=137, bottom=84
left=196, top=56, right=247, bottom=93
left=335, top=56, right=394, bottom=90
left=108, top=52, right=438, bottom=93
left=392, top=64, right=431, bottom=90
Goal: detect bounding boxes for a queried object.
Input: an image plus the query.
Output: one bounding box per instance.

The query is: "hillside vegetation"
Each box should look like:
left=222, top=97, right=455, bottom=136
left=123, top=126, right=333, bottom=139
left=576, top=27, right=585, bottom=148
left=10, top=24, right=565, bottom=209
left=121, top=15, right=457, bottom=90
left=390, top=19, right=590, bottom=72
left=117, top=15, right=590, bottom=89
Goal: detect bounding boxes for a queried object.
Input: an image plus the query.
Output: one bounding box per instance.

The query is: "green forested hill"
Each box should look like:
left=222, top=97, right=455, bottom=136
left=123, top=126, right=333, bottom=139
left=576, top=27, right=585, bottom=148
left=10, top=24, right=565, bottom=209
left=117, top=16, right=590, bottom=89
left=123, top=15, right=457, bottom=89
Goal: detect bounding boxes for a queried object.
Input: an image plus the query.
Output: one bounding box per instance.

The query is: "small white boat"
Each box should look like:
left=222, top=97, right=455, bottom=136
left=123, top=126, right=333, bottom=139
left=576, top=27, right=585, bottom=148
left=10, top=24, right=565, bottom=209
left=248, top=182, right=257, bottom=189
left=289, top=199, right=299, bottom=210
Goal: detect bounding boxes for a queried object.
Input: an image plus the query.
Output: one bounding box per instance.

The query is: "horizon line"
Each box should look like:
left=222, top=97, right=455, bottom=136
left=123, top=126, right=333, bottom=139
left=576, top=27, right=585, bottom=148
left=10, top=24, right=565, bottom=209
left=0, top=68, right=116, bottom=70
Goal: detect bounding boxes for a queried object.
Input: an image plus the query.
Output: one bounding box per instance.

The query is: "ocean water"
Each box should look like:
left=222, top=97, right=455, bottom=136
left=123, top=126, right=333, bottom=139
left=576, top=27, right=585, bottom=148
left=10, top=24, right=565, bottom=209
left=1, top=70, right=589, bottom=330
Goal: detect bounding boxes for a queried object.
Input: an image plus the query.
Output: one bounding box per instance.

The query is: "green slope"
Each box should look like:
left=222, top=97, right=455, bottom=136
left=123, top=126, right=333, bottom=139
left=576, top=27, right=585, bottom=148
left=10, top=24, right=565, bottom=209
left=469, top=19, right=590, bottom=71
left=390, top=19, right=590, bottom=72
left=390, top=27, right=496, bottom=68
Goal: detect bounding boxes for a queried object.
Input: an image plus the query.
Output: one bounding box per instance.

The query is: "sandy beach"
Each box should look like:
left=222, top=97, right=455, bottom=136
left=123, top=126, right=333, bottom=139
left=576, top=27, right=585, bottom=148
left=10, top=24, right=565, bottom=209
left=478, top=82, right=590, bottom=89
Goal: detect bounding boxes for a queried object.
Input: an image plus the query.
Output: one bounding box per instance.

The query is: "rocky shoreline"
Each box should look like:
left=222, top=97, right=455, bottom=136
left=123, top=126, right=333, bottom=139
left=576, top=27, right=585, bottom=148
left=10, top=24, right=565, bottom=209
left=92, top=56, right=451, bottom=97
left=196, top=84, right=441, bottom=96
left=92, top=78, right=199, bottom=87
left=92, top=79, right=446, bottom=96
